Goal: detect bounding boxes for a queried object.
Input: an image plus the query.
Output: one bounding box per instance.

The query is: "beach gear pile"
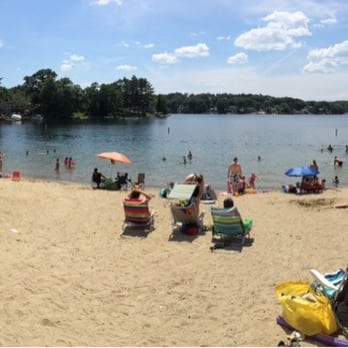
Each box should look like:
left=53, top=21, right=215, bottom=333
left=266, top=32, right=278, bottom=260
left=275, top=266, right=348, bottom=346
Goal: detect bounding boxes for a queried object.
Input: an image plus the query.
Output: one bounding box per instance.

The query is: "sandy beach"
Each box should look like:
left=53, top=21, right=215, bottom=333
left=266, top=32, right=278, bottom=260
left=0, top=177, right=347, bottom=346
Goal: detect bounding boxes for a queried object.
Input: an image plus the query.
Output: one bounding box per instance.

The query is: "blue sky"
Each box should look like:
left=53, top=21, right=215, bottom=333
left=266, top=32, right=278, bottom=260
left=1, top=0, right=348, bottom=100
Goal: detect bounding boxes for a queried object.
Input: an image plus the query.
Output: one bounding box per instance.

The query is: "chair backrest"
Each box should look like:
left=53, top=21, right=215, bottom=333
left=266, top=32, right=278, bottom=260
left=210, top=206, right=245, bottom=234
left=118, top=175, right=128, bottom=185
left=170, top=202, right=198, bottom=225
left=138, top=173, right=145, bottom=183
left=124, top=200, right=151, bottom=224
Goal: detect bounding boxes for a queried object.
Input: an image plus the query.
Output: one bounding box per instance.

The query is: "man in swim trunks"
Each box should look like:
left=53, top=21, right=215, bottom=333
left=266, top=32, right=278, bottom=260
left=227, top=157, right=242, bottom=194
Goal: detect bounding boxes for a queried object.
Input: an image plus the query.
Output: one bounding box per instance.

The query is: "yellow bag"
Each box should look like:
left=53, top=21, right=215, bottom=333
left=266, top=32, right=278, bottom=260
left=275, top=280, right=338, bottom=336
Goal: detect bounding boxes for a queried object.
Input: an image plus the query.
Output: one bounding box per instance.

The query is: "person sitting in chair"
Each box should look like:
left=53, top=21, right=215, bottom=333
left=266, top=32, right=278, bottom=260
left=92, top=168, right=105, bottom=189
left=223, top=197, right=235, bottom=208
left=184, top=173, right=204, bottom=216
left=116, top=172, right=131, bottom=189
left=125, top=188, right=151, bottom=203
left=223, top=197, right=252, bottom=231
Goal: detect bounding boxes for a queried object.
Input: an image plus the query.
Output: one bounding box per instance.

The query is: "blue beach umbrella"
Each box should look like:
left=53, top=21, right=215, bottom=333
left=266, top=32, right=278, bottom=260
left=285, top=165, right=319, bottom=177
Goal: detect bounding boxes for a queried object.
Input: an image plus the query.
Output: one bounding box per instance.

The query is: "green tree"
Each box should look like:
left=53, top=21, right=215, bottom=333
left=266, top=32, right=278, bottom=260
left=155, top=94, right=169, bottom=115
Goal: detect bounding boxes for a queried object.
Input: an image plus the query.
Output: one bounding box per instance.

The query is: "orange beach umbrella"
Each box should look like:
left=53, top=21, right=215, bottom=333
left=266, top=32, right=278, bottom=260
left=96, top=151, right=132, bottom=164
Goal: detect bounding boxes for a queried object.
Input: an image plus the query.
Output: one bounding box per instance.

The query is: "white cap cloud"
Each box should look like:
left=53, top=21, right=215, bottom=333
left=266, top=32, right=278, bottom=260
left=60, top=54, right=86, bottom=72
left=235, top=11, right=311, bottom=51
left=174, top=43, right=209, bottom=57
left=304, top=40, right=348, bottom=73
left=152, top=52, right=177, bottom=64
left=92, top=0, right=122, bottom=5
left=227, top=52, right=248, bottom=64
left=152, top=43, right=209, bottom=64
left=121, top=41, right=154, bottom=49
left=116, top=64, right=137, bottom=72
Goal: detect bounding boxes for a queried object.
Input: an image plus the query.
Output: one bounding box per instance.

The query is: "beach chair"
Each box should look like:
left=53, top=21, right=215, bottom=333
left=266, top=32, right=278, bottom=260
left=310, top=267, right=348, bottom=339
left=137, top=173, right=145, bottom=189
left=117, top=172, right=129, bottom=190
left=210, top=206, right=252, bottom=249
left=169, top=201, right=204, bottom=234
left=122, top=200, right=155, bottom=234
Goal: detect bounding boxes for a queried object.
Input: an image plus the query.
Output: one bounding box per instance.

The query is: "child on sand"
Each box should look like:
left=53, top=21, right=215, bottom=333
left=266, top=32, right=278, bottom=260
left=248, top=173, right=257, bottom=189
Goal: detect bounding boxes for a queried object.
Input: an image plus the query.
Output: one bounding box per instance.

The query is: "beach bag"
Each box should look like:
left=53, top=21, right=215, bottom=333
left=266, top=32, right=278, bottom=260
left=275, top=280, right=338, bottom=336
left=242, top=217, right=253, bottom=231
left=181, top=223, right=199, bottom=235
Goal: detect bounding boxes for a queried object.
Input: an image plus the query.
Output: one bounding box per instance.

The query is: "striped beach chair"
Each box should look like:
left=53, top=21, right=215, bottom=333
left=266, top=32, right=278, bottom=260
left=210, top=206, right=252, bottom=248
left=122, top=199, right=155, bottom=234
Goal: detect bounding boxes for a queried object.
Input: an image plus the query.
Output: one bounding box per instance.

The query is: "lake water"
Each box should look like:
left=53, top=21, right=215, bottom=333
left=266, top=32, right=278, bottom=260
left=0, top=114, right=347, bottom=190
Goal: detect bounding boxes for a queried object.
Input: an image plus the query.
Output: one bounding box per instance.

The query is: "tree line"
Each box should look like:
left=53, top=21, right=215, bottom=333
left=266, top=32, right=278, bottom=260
left=1, top=69, right=348, bottom=121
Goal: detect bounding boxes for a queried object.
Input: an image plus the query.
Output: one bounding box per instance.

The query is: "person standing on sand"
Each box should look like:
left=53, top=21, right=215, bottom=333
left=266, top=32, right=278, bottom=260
left=227, top=157, right=242, bottom=194
left=248, top=173, right=257, bottom=189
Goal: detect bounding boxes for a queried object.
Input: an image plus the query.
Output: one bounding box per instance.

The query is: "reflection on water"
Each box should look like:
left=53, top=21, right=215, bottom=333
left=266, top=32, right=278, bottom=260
left=0, top=114, right=347, bottom=190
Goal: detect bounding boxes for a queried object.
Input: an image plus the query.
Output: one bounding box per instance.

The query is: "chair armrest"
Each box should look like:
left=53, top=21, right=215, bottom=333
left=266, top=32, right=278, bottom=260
left=310, top=269, right=339, bottom=291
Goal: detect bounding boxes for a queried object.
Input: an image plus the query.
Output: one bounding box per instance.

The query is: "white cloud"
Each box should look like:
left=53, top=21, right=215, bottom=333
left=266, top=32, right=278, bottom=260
left=303, top=60, right=336, bottom=73
left=227, top=52, right=248, bottom=64
left=116, top=64, right=137, bottom=72
left=60, top=62, right=73, bottom=72
left=60, top=53, right=86, bottom=72
left=70, top=54, right=85, bottom=62
left=313, top=16, right=337, bottom=28
left=235, top=10, right=311, bottom=51
left=92, top=0, right=122, bottom=6
left=152, top=52, right=177, bottom=64
left=304, top=40, right=348, bottom=73
left=320, top=17, right=337, bottom=25
left=217, top=36, right=231, bottom=41
left=152, top=43, right=209, bottom=65
left=121, top=41, right=154, bottom=49
left=174, top=43, right=209, bottom=57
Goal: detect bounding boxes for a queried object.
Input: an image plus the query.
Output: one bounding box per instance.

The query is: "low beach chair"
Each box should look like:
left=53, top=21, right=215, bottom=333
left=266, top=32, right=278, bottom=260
left=310, top=266, right=348, bottom=339
left=169, top=201, right=204, bottom=234
left=137, top=173, right=145, bottom=189
left=117, top=173, right=130, bottom=190
left=122, top=200, right=155, bottom=234
left=210, top=206, right=252, bottom=250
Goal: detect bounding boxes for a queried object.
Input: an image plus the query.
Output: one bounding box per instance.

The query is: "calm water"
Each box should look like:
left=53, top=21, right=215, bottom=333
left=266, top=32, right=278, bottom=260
left=0, top=114, right=347, bottom=190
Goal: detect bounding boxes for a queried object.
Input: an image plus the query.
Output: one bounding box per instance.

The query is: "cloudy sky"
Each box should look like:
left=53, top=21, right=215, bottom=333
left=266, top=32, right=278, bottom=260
left=1, top=0, right=348, bottom=100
